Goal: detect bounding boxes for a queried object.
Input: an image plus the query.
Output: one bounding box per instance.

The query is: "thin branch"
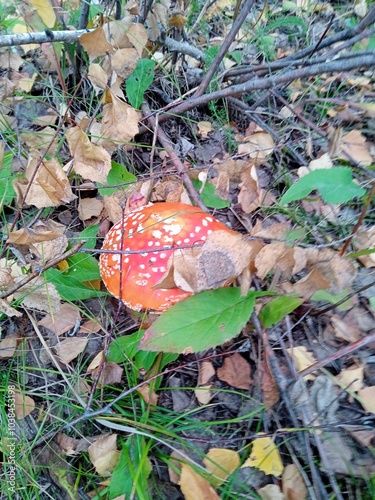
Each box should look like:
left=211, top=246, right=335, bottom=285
left=0, top=29, right=92, bottom=48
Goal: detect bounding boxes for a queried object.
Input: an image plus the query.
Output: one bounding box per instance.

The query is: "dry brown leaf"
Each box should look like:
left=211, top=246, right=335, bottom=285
left=339, top=130, right=373, bottom=166
left=237, top=131, right=275, bottom=166
left=197, top=121, right=212, bottom=138
left=14, top=391, right=35, bottom=419
left=105, top=16, right=136, bottom=49
left=287, top=346, right=317, bottom=379
left=7, top=227, right=61, bottom=245
left=213, top=157, right=249, bottom=183
left=87, top=63, right=109, bottom=91
left=38, top=303, right=81, bottom=336
left=20, top=126, right=59, bottom=156
left=217, top=353, right=252, bottom=390
left=214, top=170, right=230, bottom=201
left=88, top=434, right=120, bottom=476
left=330, top=314, right=361, bottom=343
left=261, top=355, right=280, bottom=410
left=0, top=336, right=18, bottom=358
left=357, top=386, right=375, bottom=414
left=112, top=47, right=139, bottom=79
left=335, top=364, right=364, bottom=392
left=238, top=165, right=275, bottom=213
left=0, top=299, right=22, bottom=318
left=251, top=221, right=291, bottom=240
left=258, top=484, right=285, bottom=500
left=127, top=23, right=149, bottom=56
left=292, top=268, right=330, bottom=299
left=13, top=155, right=77, bottom=208
left=353, top=226, right=375, bottom=268
left=168, top=450, right=184, bottom=484
left=78, top=197, right=104, bottom=221
left=203, top=448, right=240, bottom=486
left=194, top=385, right=213, bottom=405
left=298, top=152, right=333, bottom=178
left=99, top=89, right=139, bottom=153
left=282, top=463, right=307, bottom=500
left=79, top=27, right=114, bottom=58
left=198, top=361, right=215, bottom=386
left=66, top=126, right=111, bottom=183
left=179, top=464, right=220, bottom=500
left=0, top=51, right=25, bottom=71
left=137, top=383, right=158, bottom=405
left=14, top=276, right=61, bottom=313
left=55, top=433, right=81, bottom=456
left=54, top=337, right=88, bottom=364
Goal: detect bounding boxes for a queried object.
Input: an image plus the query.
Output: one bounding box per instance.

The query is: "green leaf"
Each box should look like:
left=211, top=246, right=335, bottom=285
left=191, top=179, right=230, bottom=209
left=139, top=288, right=268, bottom=353
left=347, top=248, right=375, bottom=259
left=65, top=253, right=101, bottom=282
left=126, top=59, right=155, bottom=109
left=259, top=295, right=303, bottom=328
left=98, top=161, right=136, bottom=196
left=71, top=224, right=99, bottom=250
left=0, top=152, right=16, bottom=207
left=44, top=268, right=106, bottom=301
left=108, top=330, right=178, bottom=373
left=280, top=168, right=366, bottom=205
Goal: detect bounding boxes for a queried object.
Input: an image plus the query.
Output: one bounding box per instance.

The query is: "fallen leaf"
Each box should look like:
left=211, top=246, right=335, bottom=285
left=79, top=27, right=114, bottom=58
left=179, top=464, right=220, bottom=500
left=238, top=165, right=275, bottom=213
left=203, top=448, right=240, bottom=486
left=198, top=361, right=215, bottom=386
left=13, top=155, right=77, bottom=208
left=127, top=23, right=149, bottom=56
left=282, top=463, right=307, bottom=500
left=38, top=303, right=81, bottom=336
left=78, top=197, right=104, bottom=221
left=357, top=386, right=375, bottom=414
left=330, top=314, right=361, bottom=343
left=298, top=153, right=333, bottom=177
left=14, top=391, right=35, bottom=419
left=137, top=383, right=158, bottom=405
left=261, top=354, right=280, bottom=410
left=217, top=353, right=252, bottom=390
left=286, top=346, right=317, bottom=379
left=197, top=121, right=212, bottom=138
left=0, top=299, right=22, bottom=318
left=88, top=434, right=120, bottom=476
left=29, top=0, right=56, bottom=27
left=13, top=276, right=61, bottom=313
left=339, top=130, right=373, bottom=166
left=258, top=484, right=285, bottom=500
left=111, top=47, right=139, bottom=79
left=237, top=131, right=275, bottom=166
left=353, top=226, right=375, bottom=268
left=242, top=435, right=284, bottom=477
left=0, top=336, right=18, bottom=358
left=335, top=364, right=364, bottom=392
left=55, top=433, right=81, bottom=456
left=66, top=126, right=111, bottom=183
left=54, top=337, right=88, bottom=364
left=194, top=385, right=213, bottom=405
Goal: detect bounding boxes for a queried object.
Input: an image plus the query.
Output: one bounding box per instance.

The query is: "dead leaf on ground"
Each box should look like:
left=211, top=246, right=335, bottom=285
left=242, top=435, right=284, bottom=477
left=14, top=275, right=61, bottom=313
left=258, top=484, right=285, bottom=500
left=79, top=27, right=114, bottom=58
left=203, top=448, right=240, bottom=486
left=198, top=361, right=216, bottom=386
left=78, top=197, right=104, bottom=222
left=54, top=337, right=88, bottom=364
left=179, top=464, right=220, bottom=500
left=88, top=434, right=120, bottom=476
left=335, top=364, right=364, bottom=392
left=282, top=463, right=307, bottom=500
left=238, top=165, right=275, bottom=214
left=14, top=391, right=35, bottom=419
left=137, top=383, right=158, bottom=405
left=261, top=355, right=280, bottom=410
left=330, top=314, right=362, bottom=343
left=111, top=47, right=139, bottom=79
left=357, top=386, right=375, bottom=414
left=13, top=155, right=77, bottom=208
left=38, top=303, right=81, bottom=336
left=353, top=226, right=375, bottom=268
left=195, top=385, right=213, bottom=405
left=0, top=336, right=18, bottom=358
left=55, top=433, right=81, bottom=456
left=197, top=121, right=212, bottom=138
left=298, top=152, right=333, bottom=177
left=286, top=346, right=317, bottom=380
left=237, top=131, right=275, bottom=166
left=339, top=130, right=373, bottom=166
left=0, top=299, right=22, bottom=318
left=66, top=126, right=111, bottom=183
left=217, top=353, right=252, bottom=390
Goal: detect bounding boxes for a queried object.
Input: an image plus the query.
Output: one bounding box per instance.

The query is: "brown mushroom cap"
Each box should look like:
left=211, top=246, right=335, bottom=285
left=99, top=202, right=233, bottom=311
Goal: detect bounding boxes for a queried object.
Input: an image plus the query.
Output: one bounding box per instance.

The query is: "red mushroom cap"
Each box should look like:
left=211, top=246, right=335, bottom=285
left=99, top=202, right=233, bottom=311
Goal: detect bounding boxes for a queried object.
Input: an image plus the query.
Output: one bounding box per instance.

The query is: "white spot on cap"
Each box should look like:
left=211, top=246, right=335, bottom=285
left=154, top=242, right=161, bottom=247
left=189, top=233, right=195, bottom=238
left=202, top=219, right=208, bottom=227
left=150, top=257, right=157, bottom=263
left=141, top=253, right=148, bottom=257
left=124, top=257, right=130, bottom=263
left=195, top=226, right=201, bottom=233
left=135, top=280, right=148, bottom=286
left=163, top=236, right=173, bottom=243
left=147, top=241, right=154, bottom=247
left=152, top=229, right=163, bottom=239
left=139, top=264, right=145, bottom=269
left=206, top=217, right=213, bottom=222
left=184, top=238, right=190, bottom=243
left=162, top=224, right=183, bottom=235
left=159, top=253, right=167, bottom=259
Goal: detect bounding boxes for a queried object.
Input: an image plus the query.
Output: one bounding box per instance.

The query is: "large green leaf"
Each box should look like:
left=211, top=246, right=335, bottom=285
left=98, top=161, right=136, bottom=196
left=139, top=288, right=266, bottom=353
left=191, top=179, right=230, bottom=209
left=259, top=295, right=303, bottom=328
left=126, top=59, right=155, bottom=109
left=44, top=268, right=106, bottom=301
left=280, top=168, right=366, bottom=205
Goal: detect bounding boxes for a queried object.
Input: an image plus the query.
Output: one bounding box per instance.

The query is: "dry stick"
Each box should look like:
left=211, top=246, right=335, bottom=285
left=0, top=242, right=85, bottom=300
left=0, top=29, right=92, bottom=48
left=193, top=0, right=256, bottom=97
left=141, top=101, right=207, bottom=211
left=300, top=332, right=375, bottom=378
left=154, top=54, right=375, bottom=124
left=339, top=181, right=375, bottom=256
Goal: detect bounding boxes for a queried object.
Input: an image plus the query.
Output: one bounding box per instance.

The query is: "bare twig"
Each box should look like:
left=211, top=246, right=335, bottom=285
left=141, top=101, right=207, bottom=211
left=0, top=29, right=92, bottom=48
left=193, top=0, right=256, bottom=97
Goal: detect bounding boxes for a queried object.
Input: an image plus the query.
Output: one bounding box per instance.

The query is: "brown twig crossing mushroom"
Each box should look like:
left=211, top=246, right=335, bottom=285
left=99, top=202, right=234, bottom=312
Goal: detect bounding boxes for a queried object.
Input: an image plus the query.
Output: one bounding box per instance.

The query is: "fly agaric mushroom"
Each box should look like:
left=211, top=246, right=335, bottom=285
left=99, top=202, right=233, bottom=312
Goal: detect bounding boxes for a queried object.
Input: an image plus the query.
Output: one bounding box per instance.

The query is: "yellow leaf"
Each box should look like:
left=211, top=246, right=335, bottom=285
left=242, top=435, right=284, bottom=477
left=203, top=448, right=240, bottom=486
left=286, top=346, right=316, bottom=377
left=179, top=464, right=220, bottom=500
left=29, top=0, right=57, bottom=28
left=357, top=386, right=375, bottom=414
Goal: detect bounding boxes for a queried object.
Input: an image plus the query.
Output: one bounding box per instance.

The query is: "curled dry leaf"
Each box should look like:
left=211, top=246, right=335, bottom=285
left=237, top=131, right=275, bottom=166
left=137, top=383, right=158, bottom=405
left=0, top=299, right=22, bottom=318
left=217, top=353, right=252, bottom=390
left=55, top=433, right=81, bottom=456
left=78, top=197, right=104, bottom=222
left=261, top=354, right=280, bottom=410
left=88, top=434, right=120, bottom=476
left=66, top=126, right=111, bottom=183
left=87, top=63, right=109, bottom=91
left=298, top=152, right=333, bottom=178
left=238, top=165, right=275, bottom=214
left=0, top=336, right=18, bottom=358
left=335, top=364, right=364, bottom=392
left=197, top=121, right=212, bottom=138
left=258, top=484, right=285, bottom=500
left=339, top=130, right=373, bottom=166
left=99, top=89, right=140, bottom=154
left=111, top=47, right=139, bottom=79
left=286, top=346, right=317, bottom=379
left=14, top=391, right=35, bottom=419
left=13, top=155, right=77, bottom=208
left=357, top=386, right=375, bottom=414
left=282, top=463, right=307, bottom=500
left=198, top=361, right=216, bottom=386
left=54, top=337, right=88, bottom=364
left=127, top=23, right=149, bottom=56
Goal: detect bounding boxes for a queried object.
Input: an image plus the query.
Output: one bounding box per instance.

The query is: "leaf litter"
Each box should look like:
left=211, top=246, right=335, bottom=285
left=0, top=0, right=375, bottom=498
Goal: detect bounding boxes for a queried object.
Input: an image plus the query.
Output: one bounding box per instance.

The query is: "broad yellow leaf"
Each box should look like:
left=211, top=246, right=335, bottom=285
left=242, top=435, right=283, bottom=477
left=29, top=0, right=56, bottom=28
left=203, top=448, right=240, bottom=486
